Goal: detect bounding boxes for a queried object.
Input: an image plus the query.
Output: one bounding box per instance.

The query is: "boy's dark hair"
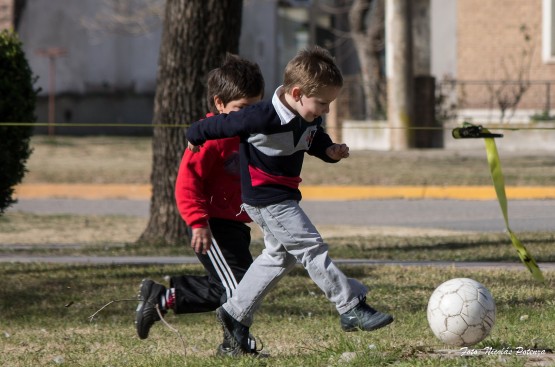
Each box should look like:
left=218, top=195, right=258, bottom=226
left=207, top=54, right=265, bottom=114
left=283, top=45, right=343, bottom=97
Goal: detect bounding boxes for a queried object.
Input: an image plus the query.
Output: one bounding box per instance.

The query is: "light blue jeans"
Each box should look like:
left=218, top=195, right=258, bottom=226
left=222, top=200, right=368, bottom=326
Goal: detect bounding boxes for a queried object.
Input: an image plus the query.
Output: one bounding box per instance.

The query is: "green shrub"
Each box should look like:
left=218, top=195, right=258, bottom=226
left=529, top=110, right=555, bottom=122
left=0, top=29, right=38, bottom=214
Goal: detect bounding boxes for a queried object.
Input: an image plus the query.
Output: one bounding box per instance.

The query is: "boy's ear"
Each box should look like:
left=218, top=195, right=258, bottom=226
left=290, top=86, right=302, bottom=102
left=214, top=96, right=225, bottom=113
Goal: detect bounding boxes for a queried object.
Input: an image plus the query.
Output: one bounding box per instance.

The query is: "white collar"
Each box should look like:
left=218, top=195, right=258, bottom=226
left=271, top=85, right=297, bottom=125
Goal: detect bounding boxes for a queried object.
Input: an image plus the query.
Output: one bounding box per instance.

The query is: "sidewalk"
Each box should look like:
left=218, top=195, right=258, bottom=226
left=14, top=183, right=555, bottom=200
left=8, top=184, right=555, bottom=271
left=1, top=254, right=553, bottom=271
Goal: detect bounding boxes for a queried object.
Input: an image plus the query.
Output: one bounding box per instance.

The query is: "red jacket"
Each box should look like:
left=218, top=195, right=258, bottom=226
left=175, top=115, right=251, bottom=228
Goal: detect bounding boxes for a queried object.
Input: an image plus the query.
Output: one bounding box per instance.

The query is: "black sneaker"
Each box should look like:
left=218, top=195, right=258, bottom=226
left=215, top=307, right=251, bottom=355
left=216, top=334, right=265, bottom=358
left=135, top=279, right=167, bottom=339
left=340, top=299, right=393, bottom=332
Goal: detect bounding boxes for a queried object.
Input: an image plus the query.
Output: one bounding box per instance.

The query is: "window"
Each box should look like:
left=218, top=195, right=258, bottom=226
left=542, top=0, right=555, bottom=62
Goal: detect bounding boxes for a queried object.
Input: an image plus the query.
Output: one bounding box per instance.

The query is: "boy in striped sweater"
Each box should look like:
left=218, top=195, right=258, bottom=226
left=186, top=46, right=393, bottom=356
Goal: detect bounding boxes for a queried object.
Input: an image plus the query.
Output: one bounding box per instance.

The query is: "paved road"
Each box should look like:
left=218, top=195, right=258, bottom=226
left=6, top=197, right=554, bottom=271
left=302, top=199, right=555, bottom=232
left=10, top=197, right=555, bottom=233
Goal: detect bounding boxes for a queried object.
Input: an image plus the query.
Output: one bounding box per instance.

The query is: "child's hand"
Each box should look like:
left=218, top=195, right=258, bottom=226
left=188, top=141, right=202, bottom=153
left=191, top=227, right=212, bottom=254
left=326, top=143, right=350, bottom=160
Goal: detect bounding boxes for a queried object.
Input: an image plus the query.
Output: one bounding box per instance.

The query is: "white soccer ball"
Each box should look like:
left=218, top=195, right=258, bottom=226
left=427, top=277, right=496, bottom=346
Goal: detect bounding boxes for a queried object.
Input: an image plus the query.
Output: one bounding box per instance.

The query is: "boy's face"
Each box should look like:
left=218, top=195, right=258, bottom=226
left=292, top=86, right=340, bottom=122
left=215, top=95, right=262, bottom=114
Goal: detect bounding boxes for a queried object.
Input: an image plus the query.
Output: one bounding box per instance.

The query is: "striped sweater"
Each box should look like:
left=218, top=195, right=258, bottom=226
left=186, top=87, right=338, bottom=206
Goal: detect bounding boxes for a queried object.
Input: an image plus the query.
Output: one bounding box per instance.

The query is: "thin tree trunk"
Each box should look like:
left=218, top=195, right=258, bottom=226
left=139, top=0, right=243, bottom=244
left=349, top=0, right=386, bottom=120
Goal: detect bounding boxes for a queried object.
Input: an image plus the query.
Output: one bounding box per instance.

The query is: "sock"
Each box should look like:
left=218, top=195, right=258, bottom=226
left=164, top=288, right=176, bottom=310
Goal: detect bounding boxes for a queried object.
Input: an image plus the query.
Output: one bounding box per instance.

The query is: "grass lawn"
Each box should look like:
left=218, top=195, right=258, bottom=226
left=1, top=135, right=554, bottom=365
left=1, top=213, right=554, bottom=366
left=0, top=263, right=553, bottom=366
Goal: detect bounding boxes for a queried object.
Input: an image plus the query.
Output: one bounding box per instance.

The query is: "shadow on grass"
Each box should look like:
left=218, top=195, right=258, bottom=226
left=328, top=232, right=555, bottom=262
left=1, top=262, right=552, bottom=325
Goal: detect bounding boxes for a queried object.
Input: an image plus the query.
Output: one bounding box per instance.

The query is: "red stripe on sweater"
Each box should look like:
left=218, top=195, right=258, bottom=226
left=248, top=165, right=301, bottom=189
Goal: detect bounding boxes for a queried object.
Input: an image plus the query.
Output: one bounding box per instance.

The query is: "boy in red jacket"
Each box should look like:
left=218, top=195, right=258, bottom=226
left=135, top=55, right=264, bottom=350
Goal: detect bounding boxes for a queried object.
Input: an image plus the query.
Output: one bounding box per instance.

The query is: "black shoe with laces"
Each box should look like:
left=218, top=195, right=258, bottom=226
left=340, top=299, right=393, bottom=332
left=215, top=307, right=253, bottom=356
left=135, top=279, right=167, bottom=339
left=216, top=333, right=263, bottom=357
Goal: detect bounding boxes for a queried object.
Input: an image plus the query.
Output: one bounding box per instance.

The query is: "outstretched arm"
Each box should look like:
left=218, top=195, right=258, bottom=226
left=186, top=108, right=252, bottom=148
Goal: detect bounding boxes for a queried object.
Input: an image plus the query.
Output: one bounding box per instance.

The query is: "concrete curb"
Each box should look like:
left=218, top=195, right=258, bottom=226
left=14, top=183, right=555, bottom=201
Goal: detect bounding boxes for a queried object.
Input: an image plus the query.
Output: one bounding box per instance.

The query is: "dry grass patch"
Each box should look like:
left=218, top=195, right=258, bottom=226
left=23, top=135, right=555, bottom=186
left=24, top=136, right=152, bottom=184
left=0, top=212, right=146, bottom=245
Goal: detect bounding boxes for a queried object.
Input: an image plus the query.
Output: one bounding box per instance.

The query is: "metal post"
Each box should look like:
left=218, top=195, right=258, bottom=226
left=36, top=47, right=67, bottom=136
left=386, top=0, right=414, bottom=150
left=546, top=82, right=551, bottom=114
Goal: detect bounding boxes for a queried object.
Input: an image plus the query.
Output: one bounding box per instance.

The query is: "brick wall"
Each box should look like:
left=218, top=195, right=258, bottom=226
left=457, top=0, right=555, bottom=110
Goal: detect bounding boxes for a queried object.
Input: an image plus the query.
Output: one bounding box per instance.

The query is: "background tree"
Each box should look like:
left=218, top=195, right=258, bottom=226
left=318, top=0, right=386, bottom=120
left=0, top=30, right=38, bottom=214
left=80, top=0, right=164, bottom=37
left=348, top=0, right=386, bottom=120
left=485, top=24, right=534, bottom=123
left=139, top=0, right=243, bottom=244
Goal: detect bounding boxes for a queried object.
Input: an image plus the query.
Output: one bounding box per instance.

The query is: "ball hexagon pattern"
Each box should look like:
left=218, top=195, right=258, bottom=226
left=427, top=278, right=496, bottom=346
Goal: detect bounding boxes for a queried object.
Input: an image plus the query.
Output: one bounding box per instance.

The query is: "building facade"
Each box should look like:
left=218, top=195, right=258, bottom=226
left=0, top=0, right=13, bottom=30
left=9, top=0, right=555, bottom=142
left=454, top=0, right=555, bottom=123
left=12, top=0, right=315, bottom=134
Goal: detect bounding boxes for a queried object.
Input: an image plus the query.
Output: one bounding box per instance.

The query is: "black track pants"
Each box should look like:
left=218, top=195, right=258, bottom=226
left=170, top=218, right=253, bottom=314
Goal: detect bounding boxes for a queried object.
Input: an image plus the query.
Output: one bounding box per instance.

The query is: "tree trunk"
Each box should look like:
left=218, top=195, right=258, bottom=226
left=139, top=0, right=243, bottom=245
left=349, top=0, right=386, bottom=120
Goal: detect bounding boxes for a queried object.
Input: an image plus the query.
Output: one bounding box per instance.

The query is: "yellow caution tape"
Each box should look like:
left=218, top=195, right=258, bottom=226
left=482, top=127, right=544, bottom=282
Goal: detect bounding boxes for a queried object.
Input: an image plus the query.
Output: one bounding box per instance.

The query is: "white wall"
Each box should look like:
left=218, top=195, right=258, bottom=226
left=240, top=0, right=279, bottom=99
left=430, top=0, right=457, bottom=79
left=15, top=0, right=279, bottom=128
left=18, top=0, right=162, bottom=96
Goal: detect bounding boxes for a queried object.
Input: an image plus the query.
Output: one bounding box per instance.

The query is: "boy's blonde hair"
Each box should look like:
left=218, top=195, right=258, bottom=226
left=282, top=46, right=343, bottom=97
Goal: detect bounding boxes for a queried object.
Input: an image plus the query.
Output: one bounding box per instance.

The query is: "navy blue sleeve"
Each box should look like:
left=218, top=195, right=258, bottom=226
left=307, top=124, right=338, bottom=163
left=186, top=111, right=245, bottom=146
left=186, top=103, right=273, bottom=145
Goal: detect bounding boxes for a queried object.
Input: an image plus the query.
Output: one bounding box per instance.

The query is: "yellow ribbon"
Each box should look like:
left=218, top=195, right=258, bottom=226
left=482, top=128, right=544, bottom=282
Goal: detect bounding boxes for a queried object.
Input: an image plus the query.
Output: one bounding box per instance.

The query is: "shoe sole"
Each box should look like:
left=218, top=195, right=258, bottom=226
left=216, top=343, right=268, bottom=358
left=216, top=343, right=246, bottom=357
